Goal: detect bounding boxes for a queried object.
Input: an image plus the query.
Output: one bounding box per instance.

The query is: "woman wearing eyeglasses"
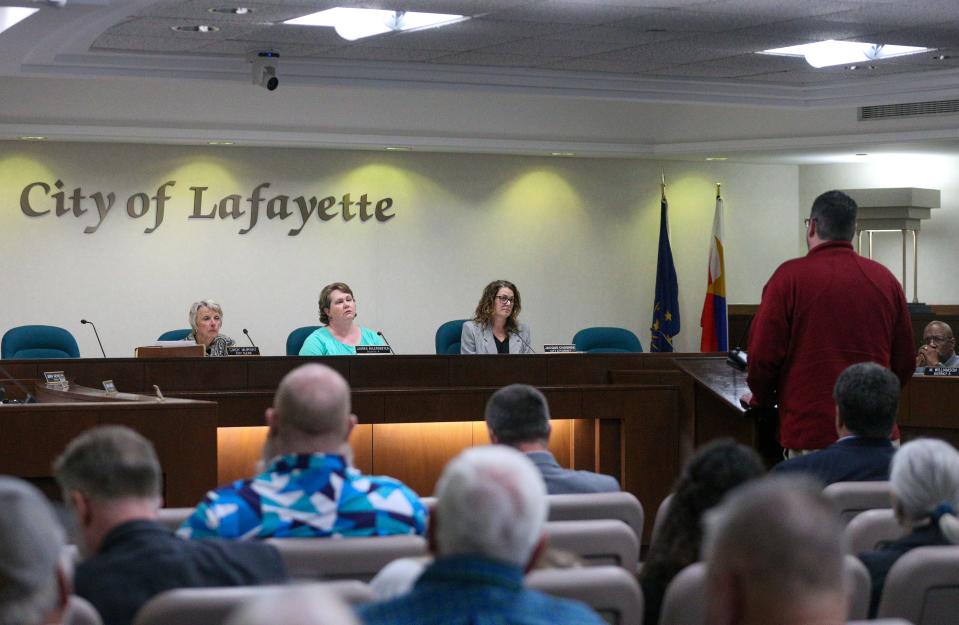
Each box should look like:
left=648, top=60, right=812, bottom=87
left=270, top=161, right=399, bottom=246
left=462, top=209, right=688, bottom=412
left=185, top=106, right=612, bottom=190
left=460, top=279, right=533, bottom=354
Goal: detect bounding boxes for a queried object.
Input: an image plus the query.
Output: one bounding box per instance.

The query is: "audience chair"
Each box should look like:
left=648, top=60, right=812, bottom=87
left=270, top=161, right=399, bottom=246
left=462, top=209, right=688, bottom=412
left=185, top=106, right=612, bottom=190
left=286, top=325, right=321, bottom=355
left=527, top=565, right=643, bottom=625
left=544, top=519, right=639, bottom=570
left=266, top=535, right=429, bottom=582
left=435, top=319, right=467, bottom=354
left=547, top=492, right=645, bottom=544
left=844, top=508, right=906, bottom=555
left=156, top=507, right=192, bottom=531
left=132, top=581, right=373, bottom=625
left=658, top=556, right=871, bottom=625
left=650, top=493, right=673, bottom=547
left=157, top=329, right=191, bottom=341
left=823, top=481, right=892, bottom=524
left=2, top=324, right=80, bottom=359
left=848, top=621, right=914, bottom=625
left=877, top=545, right=959, bottom=625
left=572, top=327, right=644, bottom=353
left=66, top=595, right=103, bottom=625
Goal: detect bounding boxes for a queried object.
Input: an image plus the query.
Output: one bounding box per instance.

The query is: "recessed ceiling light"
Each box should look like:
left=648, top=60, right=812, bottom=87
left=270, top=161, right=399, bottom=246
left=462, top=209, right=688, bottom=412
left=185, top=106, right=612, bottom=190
left=172, top=25, right=220, bottom=33
left=705, top=157, right=727, bottom=161
left=0, top=7, right=38, bottom=36
left=208, top=140, right=235, bottom=146
left=760, top=40, right=932, bottom=68
left=18, top=136, right=46, bottom=141
left=384, top=146, right=412, bottom=151
left=208, top=7, right=253, bottom=15
left=284, top=7, right=468, bottom=41
left=550, top=152, right=575, bottom=157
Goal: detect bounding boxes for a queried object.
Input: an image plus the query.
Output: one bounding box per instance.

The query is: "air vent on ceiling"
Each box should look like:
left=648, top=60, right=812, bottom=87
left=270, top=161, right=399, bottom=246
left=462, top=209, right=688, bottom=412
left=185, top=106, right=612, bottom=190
left=860, top=99, right=959, bottom=120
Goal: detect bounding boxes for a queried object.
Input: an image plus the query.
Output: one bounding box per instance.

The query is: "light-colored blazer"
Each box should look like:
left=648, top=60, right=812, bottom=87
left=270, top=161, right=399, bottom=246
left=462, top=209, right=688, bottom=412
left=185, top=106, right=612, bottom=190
left=460, top=320, right=533, bottom=354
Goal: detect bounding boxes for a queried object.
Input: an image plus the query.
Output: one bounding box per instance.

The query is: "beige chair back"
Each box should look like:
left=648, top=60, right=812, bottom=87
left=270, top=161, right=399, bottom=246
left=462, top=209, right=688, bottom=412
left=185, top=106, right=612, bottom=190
left=132, top=581, right=373, bottom=625
left=544, top=519, right=639, bottom=569
left=823, top=481, right=892, bottom=524
left=267, top=534, right=428, bottom=581
left=847, top=620, right=914, bottom=624
left=526, top=565, right=643, bottom=625
left=546, top=492, right=645, bottom=543
left=156, top=507, right=193, bottom=532
left=877, top=545, right=959, bottom=625
left=843, top=508, right=906, bottom=554
left=650, top=493, right=673, bottom=547
left=658, top=556, right=870, bottom=625
left=66, top=595, right=103, bottom=625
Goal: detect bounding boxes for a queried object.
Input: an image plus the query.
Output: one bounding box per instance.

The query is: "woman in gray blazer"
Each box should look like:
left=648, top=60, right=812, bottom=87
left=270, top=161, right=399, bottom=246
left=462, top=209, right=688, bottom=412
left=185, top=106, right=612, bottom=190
left=460, top=280, right=533, bottom=354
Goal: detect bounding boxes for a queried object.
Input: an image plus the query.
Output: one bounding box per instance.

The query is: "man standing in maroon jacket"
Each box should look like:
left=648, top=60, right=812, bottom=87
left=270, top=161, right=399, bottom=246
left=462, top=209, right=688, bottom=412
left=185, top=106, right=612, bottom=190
left=745, top=190, right=914, bottom=456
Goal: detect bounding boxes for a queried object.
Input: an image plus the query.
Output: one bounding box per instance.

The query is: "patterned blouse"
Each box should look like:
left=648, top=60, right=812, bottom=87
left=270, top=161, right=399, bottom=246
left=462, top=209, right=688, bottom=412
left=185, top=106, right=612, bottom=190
left=186, top=332, right=234, bottom=357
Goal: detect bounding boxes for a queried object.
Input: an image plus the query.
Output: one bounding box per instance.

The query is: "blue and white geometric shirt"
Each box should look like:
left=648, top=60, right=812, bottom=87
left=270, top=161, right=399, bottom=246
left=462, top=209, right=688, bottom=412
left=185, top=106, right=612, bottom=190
left=177, top=453, right=427, bottom=540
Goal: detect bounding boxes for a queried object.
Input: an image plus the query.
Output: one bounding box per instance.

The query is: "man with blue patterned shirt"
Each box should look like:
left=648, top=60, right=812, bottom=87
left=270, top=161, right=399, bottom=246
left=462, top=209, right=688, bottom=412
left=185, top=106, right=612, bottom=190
left=358, top=446, right=606, bottom=625
left=179, top=363, right=426, bottom=539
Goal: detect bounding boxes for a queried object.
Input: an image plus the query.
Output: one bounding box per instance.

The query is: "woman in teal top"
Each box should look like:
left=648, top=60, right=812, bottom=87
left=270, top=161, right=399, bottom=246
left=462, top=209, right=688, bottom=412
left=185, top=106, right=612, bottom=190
left=299, top=282, right=386, bottom=356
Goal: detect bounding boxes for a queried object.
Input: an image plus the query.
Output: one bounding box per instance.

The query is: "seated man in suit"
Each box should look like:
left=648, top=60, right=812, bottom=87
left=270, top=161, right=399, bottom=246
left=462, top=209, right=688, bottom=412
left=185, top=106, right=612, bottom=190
left=485, top=384, right=619, bottom=494
left=703, top=476, right=847, bottom=625
left=54, top=426, right=287, bottom=625
left=359, top=446, right=606, bottom=625
left=179, top=363, right=426, bottom=539
left=771, top=362, right=897, bottom=484
left=916, top=320, right=959, bottom=368
left=0, top=477, right=70, bottom=625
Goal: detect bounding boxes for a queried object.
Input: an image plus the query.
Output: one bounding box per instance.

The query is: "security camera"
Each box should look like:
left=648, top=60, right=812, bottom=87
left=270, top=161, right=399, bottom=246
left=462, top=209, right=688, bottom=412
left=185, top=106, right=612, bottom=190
left=250, top=51, right=279, bottom=91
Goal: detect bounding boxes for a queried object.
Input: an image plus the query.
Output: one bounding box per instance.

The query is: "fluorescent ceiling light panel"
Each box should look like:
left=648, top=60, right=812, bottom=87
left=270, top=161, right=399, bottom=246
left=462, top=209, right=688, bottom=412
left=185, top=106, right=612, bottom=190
left=760, top=40, right=932, bottom=68
left=284, top=7, right=466, bottom=41
left=0, top=7, right=38, bottom=35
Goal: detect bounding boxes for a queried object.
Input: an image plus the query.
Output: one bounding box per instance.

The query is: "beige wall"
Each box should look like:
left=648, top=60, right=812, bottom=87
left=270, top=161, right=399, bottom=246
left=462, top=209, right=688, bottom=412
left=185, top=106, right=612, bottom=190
left=0, top=142, right=800, bottom=356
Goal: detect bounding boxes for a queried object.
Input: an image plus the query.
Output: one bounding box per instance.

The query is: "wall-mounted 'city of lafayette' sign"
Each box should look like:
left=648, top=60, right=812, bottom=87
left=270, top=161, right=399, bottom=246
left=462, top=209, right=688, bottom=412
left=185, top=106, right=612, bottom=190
left=18, top=180, right=395, bottom=235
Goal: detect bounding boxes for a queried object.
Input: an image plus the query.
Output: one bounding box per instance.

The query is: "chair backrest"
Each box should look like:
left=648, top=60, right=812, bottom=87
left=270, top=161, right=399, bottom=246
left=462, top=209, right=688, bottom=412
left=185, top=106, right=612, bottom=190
left=823, top=481, right=892, bottom=524
left=266, top=535, right=429, bottom=582
left=156, top=507, right=193, bottom=532
left=847, top=620, right=914, bottom=625
left=544, top=519, right=639, bottom=570
left=2, top=324, right=80, bottom=359
left=435, top=319, right=467, bottom=355
left=286, top=326, right=321, bottom=355
left=877, top=545, right=959, bottom=625
left=132, top=581, right=373, bottom=625
left=157, top=329, right=191, bottom=341
left=572, top=327, right=643, bottom=353
left=66, top=595, right=103, bottom=625
left=650, top=493, right=674, bottom=547
left=526, top=565, right=643, bottom=625
left=844, top=508, right=906, bottom=555
left=659, top=556, right=872, bottom=625
left=546, top=492, right=645, bottom=544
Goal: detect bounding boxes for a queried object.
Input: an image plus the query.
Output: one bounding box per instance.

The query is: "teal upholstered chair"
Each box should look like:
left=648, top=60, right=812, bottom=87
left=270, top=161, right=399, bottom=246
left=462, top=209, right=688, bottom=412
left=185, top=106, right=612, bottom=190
left=2, top=325, right=81, bottom=359
left=157, top=329, right=192, bottom=341
left=572, top=327, right=643, bottom=353
left=435, top=320, right=467, bottom=355
left=287, top=326, right=321, bottom=355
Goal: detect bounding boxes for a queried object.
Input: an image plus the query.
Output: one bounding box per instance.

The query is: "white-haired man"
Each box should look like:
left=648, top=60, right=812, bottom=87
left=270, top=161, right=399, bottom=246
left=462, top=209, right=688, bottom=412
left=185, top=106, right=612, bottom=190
left=359, top=446, right=605, bottom=625
left=0, top=477, right=69, bottom=625
left=703, top=476, right=847, bottom=625
left=180, top=363, right=426, bottom=539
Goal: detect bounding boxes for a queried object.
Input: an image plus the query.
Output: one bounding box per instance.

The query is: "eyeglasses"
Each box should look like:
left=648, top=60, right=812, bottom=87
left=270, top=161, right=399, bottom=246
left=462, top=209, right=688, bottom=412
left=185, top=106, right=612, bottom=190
left=925, top=335, right=952, bottom=344
left=495, top=295, right=515, bottom=304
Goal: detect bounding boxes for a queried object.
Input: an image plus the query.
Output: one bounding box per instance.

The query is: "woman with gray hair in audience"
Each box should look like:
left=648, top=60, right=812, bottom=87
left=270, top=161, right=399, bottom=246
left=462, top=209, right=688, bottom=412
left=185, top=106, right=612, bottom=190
left=186, top=299, right=234, bottom=356
left=859, top=438, right=959, bottom=617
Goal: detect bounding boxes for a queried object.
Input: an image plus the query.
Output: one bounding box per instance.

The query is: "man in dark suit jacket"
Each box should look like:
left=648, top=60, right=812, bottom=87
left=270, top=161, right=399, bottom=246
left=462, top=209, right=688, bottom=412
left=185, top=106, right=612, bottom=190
left=54, top=426, right=287, bottom=625
left=772, top=362, right=898, bottom=484
left=485, top=384, right=619, bottom=494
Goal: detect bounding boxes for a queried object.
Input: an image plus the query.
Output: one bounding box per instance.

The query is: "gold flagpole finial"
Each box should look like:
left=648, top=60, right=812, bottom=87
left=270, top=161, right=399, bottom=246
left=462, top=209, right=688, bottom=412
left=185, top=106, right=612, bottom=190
left=716, top=182, right=722, bottom=200
left=660, top=172, right=666, bottom=200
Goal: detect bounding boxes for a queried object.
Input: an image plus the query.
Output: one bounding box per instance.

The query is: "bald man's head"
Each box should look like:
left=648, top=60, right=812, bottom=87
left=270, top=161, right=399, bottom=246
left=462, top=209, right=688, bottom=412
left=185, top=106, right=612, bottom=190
left=273, top=364, right=352, bottom=442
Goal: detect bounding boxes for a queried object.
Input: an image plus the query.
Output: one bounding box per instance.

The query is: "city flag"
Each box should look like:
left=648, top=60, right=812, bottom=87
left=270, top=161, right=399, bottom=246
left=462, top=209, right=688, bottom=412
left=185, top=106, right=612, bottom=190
left=650, top=191, right=680, bottom=352
left=700, top=194, right=728, bottom=352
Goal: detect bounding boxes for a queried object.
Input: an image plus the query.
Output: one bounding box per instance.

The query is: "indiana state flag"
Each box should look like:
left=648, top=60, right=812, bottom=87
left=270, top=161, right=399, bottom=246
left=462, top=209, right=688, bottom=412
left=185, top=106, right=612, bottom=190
left=700, top=195, right=728, bottom=352
left=650, top=193, right=680, bottom=352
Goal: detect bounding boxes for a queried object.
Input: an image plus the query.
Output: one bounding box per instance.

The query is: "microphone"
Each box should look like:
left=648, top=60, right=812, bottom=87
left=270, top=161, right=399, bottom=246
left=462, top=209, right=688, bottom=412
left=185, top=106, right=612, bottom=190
left=726, top=314, right=754, bottom=372
left=514, top=330, right=536, bottom=354
left=242, top=328, right=257, bottom=347
left=80, top=319, right=106, bottom=358
left=0, top=362, right=37, bottom=403
left=377, top=331, right=397, bottom=354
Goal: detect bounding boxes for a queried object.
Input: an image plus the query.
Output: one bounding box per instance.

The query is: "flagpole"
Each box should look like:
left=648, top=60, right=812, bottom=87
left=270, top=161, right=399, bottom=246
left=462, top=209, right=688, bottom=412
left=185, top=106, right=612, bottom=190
left=661, top=172, right=666, bottom=201
left=716, top=182, right=722, bottom=200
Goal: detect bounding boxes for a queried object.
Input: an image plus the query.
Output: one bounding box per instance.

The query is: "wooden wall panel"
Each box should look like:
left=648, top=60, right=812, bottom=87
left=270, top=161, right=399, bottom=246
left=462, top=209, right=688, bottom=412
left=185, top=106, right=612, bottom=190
left=372, top=422, right=473, bottom=496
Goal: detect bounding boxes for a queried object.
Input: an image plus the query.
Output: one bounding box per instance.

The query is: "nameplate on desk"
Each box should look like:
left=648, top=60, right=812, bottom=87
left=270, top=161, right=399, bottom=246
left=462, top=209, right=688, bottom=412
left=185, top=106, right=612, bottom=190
left=102, top=379, right=118, bottom=395
left=543, top=344, right=578, bottom=353
left=355, top=345, right=392, bottom=355
left=923, top=367, right=959, bottom=376
left=227, top=346, right=260, bottom=356
left=43, top=371, right=68, bottom=388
